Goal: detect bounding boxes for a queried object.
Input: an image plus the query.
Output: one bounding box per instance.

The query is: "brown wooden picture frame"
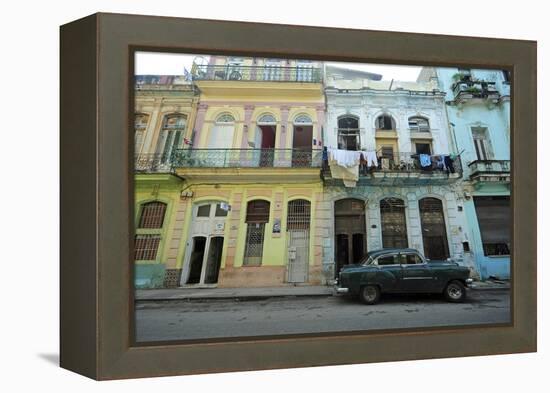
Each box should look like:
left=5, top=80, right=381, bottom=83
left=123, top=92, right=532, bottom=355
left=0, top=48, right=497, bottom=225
left=60, top=12, right=536, bottom=380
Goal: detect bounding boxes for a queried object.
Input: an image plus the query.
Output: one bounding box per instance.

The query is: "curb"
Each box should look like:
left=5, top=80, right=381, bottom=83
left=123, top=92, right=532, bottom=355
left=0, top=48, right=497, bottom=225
left=135, top=293, right=334, bottom=302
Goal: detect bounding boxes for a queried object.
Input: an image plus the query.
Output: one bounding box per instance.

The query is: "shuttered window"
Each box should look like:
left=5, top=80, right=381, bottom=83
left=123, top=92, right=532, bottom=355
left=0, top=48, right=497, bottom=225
left=474, top=196, right=510, bottom=256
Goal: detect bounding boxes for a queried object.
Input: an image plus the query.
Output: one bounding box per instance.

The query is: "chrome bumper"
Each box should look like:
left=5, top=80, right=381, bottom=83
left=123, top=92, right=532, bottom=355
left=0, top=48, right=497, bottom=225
left=335, top=286, right=349, bottom=294
left=465, top=278, right=474, bottom=288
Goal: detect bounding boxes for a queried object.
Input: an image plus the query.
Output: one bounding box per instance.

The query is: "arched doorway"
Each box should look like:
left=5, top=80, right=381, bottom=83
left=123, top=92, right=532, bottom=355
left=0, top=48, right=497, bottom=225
left=419, top=197, right=450, bottom=259
left=380, top=197, right=408, bottom=248
left=182, top=202, right=228, bottom=285
left=255, top=114, right=277, bottom=167
left=292, top=114, right=313, bottom=167
left=334, top=198, right=367, bottom=275
left=286, top=199, right=311, bottom=283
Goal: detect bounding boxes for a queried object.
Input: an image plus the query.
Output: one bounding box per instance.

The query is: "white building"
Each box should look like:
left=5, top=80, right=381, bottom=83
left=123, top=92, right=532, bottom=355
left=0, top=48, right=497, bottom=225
left=319, top=66, right=477, bottom=279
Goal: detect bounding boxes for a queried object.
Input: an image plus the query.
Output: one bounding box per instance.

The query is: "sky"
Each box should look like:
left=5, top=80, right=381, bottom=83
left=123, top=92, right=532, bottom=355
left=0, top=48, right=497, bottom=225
left=135, top=51, right=423, bottom=82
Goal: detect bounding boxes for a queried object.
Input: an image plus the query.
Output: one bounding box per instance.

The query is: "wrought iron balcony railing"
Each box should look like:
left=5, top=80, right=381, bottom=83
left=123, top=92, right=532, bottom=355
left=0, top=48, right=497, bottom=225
left=192, top=65, right=322, bottom=83
left=134, top=153, right=174, bottom=173
left=170, top=148, right=322, bottom=169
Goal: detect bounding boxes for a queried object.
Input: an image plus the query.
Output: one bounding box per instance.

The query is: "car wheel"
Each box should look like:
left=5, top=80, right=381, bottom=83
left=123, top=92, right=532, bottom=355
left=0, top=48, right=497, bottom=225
left=359, top=285, right=380, bottom=305
left=444, top=280, right=466, bottom=302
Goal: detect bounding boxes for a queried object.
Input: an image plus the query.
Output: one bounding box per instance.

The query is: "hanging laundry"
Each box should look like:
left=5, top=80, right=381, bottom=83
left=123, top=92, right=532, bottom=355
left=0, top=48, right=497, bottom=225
left=327, top=147, right=361, bottom=188
left=444, top=155, right=455, bottom=174
left=362, top=151, right=378, bottom=168
left=435, top=155, right=445, bottom=170
left=419, top=154, right=432, bottom=168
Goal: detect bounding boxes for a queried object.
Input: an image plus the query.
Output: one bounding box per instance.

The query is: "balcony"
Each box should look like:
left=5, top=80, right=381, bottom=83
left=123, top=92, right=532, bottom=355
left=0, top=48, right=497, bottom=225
left=172, top=148, right=321, bottom=168
left=322, top=152, right=463, bottom=186
left=134, top=153, right=174, bottom=173
left=468, top=160, right=510, bottom=188
left=192, top=65, right=322, bottom=83
left=451, top=80, right=501, bottom=104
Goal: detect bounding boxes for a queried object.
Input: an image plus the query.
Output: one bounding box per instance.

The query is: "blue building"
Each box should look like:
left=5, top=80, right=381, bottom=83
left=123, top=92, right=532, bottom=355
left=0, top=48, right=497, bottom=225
left=418, top=67, right=511, bottom=280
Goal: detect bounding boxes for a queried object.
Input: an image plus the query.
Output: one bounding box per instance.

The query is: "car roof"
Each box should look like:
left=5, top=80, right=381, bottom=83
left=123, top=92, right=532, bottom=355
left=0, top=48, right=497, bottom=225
left=365, top=248, right=419, bottom=259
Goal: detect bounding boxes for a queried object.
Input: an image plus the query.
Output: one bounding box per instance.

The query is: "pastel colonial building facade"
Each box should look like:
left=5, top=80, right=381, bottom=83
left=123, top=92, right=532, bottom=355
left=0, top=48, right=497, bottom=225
left=321, top=67, right=476, bottom=280
left=418, top=67, right=511, bottom=279
left=133, top=75, right=200, bottom=288
left=168, top=56, right=327, bottom=287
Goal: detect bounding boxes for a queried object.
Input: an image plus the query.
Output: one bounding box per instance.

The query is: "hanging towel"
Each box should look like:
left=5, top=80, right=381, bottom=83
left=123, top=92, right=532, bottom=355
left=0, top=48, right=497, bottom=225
left=329, top=148, right=360, bottom=167
left=362, top=151, right=378, bottom=168
left=419, top=154, right=432, bottom=168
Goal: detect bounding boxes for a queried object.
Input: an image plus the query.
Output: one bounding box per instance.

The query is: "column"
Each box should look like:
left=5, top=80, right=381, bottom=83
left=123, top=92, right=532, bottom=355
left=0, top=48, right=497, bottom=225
left=192, top=103, right=208, bottom=148
left=314, top=105, right=325, bottom=150
left=241, top=105, right=255, bottom=148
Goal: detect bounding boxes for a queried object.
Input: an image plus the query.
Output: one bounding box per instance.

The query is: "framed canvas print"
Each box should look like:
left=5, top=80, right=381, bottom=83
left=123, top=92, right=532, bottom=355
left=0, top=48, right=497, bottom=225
left=60, top=12, right=536, bottom=380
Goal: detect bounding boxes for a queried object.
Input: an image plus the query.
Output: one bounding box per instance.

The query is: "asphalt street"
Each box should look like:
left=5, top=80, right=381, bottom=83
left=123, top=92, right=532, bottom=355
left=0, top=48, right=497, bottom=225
left=135, top=289, right=510, bottom=342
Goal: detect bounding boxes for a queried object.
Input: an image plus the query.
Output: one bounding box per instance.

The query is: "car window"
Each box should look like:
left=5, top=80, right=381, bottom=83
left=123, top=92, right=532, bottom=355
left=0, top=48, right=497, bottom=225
left=376, top=254, right=398, bottom=266
left=400, top=253, right=423, bottom=265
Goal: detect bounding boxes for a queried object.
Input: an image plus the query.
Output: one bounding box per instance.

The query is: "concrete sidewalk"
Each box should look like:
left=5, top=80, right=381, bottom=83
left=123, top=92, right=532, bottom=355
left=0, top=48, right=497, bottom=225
left=135, top=279, right=509, bottom=301
left=135, top=285, right=333, bottom=301
left=470, top=279, right=510, bottom=290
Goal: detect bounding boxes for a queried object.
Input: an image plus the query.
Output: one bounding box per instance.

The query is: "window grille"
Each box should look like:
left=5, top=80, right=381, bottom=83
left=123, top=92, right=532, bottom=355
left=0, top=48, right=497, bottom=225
left=134, top=234, right=161, bottom=260
left=138, top=202, right=167, bottom=229
left=243, top=223, right=265, bottom=265
left=287, top=199, right=311, bottom=230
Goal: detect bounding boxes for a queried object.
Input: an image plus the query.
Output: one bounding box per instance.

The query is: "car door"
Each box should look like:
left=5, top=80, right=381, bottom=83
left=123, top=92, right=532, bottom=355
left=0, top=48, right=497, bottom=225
left=399, top=252, right=435, bottom=292
left=374, top=253, right=403, bottom=292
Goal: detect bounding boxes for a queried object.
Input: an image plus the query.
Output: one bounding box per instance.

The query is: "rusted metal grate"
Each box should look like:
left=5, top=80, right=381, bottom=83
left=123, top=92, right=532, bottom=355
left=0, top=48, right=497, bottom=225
left=138, top=202, right=167, bottom=228
left=134, top=234, right=161, bottom=260
left=243, top=223, right=265, bottom=265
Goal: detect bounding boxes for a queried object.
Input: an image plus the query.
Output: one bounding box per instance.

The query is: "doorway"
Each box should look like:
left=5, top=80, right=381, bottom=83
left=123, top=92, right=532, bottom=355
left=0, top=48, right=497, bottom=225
left=286, top=199, right=311, bottom=283
left=255, top=125, right=276, bottom=167
left=334, top=198, right=367, bottom=275
left=292, top=115, right=313, bottom=167
left=182, top=202, right=228, bottom=286
left=419, top=198, right=450, bottom=260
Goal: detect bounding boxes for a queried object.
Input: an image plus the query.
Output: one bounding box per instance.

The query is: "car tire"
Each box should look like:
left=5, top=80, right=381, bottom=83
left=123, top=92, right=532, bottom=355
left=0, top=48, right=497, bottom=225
left=359, top=285, right=381, bottom=305
left=444, top=280, right=466, bottom=302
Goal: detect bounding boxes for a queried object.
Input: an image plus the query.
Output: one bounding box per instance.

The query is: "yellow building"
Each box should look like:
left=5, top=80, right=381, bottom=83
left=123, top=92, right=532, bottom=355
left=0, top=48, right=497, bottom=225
left=134, top=58, right=329, bottom=288
left=133, top=75, right=199, bottom=288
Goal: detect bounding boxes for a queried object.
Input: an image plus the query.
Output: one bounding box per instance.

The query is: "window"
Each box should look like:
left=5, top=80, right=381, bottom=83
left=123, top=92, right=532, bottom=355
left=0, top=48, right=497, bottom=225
left=257, top=114, right=276, bottom=124
left=380, top=198, right=408, bottom=248
left=155, top=114, right=187, bottom=163
left=296, top=60, right=314, bottom=82
left=376, top=115, right=396, bottom=130
left=415, top=143, right=432, bottom=155
left=408, top=116, right=430, bottom=132
left=287, top=199, right=311, bottom=230
left=471, top=127, right=493, bottom=161
left=381, top=146, right=394, bottom=159
left=134, top=234, right=161, bottom=260
left=215, top=203, right=229, bottom=217
left=337, top=116, right=360, bottom=150
left=376, top=254, right=398, bottom=266
left=400, top=253, right=423, bottom=265
left=473, top=196, right=510, bottom=256
left=294, top=114, right=313, bottom=125
left=138, top=201, right=167, bottom=229
left=134, top=113, right=149, bottom=153
left=197, top=205, right=211, bottom=217
left=216, top=113, right=235, bottom=123
left=419, top=198, right=450, bottom=260
left=243, top=200, right=270, bottom=265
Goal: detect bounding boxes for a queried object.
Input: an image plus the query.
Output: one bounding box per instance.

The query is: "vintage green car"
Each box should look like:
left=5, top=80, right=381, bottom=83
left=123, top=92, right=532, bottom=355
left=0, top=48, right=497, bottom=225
left=335, top=248, right=473, bottom=304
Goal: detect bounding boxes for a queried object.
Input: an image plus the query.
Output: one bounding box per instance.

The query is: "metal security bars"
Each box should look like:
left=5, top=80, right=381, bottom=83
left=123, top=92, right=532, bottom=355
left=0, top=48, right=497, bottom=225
left=134, top=234, right=161, bottom=260
left=380, top=198, right=408, bottom=249
left=192, top=65, right=322, bottom=83
left=138, top=202, right=167, bottom=229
